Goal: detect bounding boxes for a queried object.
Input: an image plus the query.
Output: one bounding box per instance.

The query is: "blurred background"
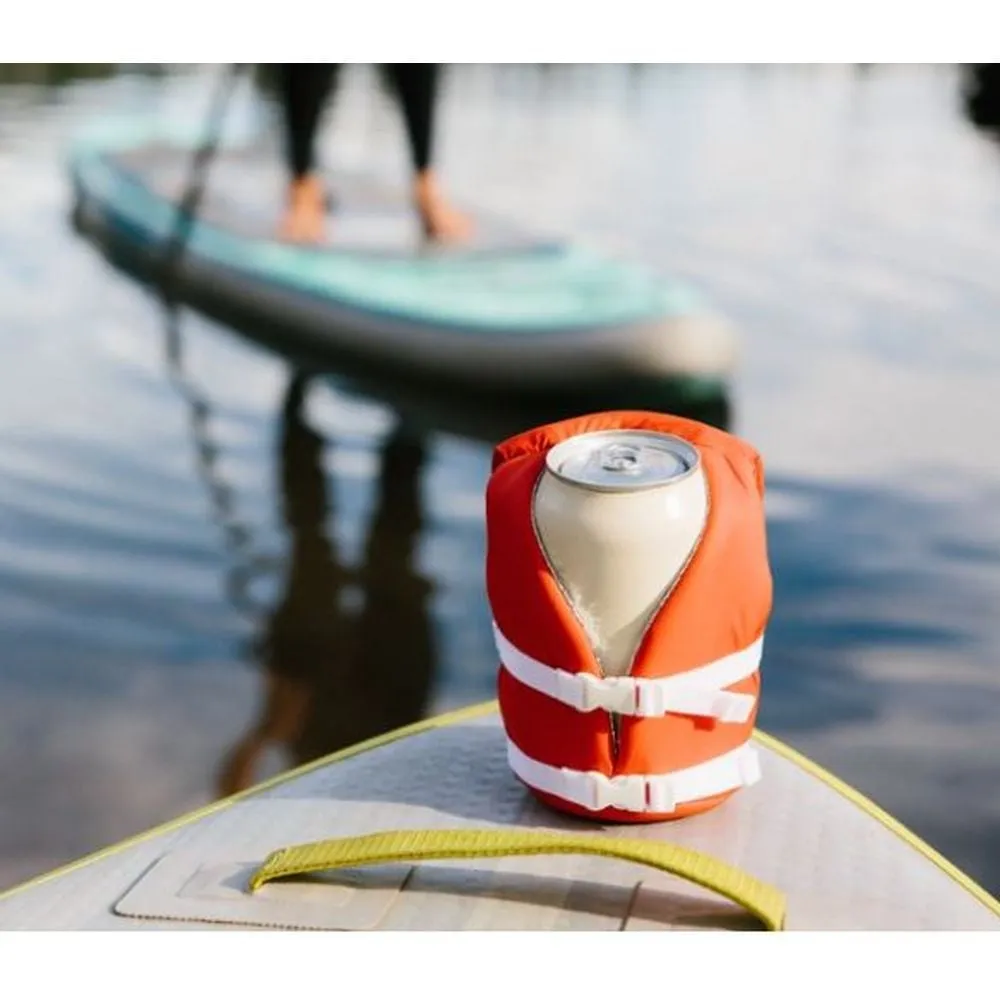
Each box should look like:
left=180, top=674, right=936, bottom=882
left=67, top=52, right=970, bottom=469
left=1, top=62, right=1000, bottom=896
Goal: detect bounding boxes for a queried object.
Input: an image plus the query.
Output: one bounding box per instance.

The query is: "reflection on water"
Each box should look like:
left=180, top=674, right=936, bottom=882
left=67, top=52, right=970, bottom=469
left=217, top=373, right=434, bottom=793
left=1, top=64, right=1000, bottom=900
left=160, top=295, right=443, bottom=793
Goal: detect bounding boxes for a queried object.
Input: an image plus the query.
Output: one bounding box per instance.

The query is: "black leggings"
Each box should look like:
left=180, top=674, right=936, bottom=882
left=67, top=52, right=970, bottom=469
left=274, top=64, right=440, bottom=181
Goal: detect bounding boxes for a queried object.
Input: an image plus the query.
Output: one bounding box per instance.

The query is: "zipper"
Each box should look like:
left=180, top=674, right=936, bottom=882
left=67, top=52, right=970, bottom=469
left=609, top=467, right=712, bottom=764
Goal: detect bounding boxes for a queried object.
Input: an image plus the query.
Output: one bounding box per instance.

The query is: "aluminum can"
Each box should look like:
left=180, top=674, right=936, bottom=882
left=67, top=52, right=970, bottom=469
left=534, top=429, right=708, bottom=678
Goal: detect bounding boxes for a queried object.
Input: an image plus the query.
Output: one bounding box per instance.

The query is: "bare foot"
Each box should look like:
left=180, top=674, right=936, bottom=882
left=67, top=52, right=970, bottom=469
left=279, top=174, right=327, bottom=244
left=414, top=169, right=473, bottom=244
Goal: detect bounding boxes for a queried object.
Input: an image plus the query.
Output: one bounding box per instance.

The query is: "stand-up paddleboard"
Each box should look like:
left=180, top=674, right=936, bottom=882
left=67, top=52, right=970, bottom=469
left=0, top=702, right=996, bottom=931
left=67, top=121, right=738, bottom=402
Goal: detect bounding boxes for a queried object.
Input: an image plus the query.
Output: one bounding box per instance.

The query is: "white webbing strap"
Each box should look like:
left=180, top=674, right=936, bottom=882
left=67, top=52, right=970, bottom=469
left=493, top=622, right=761, bottom=723
left=507, top=738, right=761, bottom=814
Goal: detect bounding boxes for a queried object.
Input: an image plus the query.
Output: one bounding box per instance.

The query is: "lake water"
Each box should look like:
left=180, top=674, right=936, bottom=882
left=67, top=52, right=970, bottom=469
left=1, top=63, right=999, bottom=898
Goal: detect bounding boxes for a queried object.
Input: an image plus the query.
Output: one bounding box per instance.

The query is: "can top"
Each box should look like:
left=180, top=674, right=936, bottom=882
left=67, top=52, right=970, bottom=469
left=544, top=429, right=700, bottom=493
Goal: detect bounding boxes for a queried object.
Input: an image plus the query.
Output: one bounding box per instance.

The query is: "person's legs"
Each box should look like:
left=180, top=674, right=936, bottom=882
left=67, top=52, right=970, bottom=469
left=386, top=63, right=437, bottom=175
left=274, top=64, right=339, bottom=242
left=385, top=64, right=472, bottom=243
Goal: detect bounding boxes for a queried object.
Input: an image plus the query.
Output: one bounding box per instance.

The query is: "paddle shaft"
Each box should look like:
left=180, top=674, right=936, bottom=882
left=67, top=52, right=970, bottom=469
left=160, top=63, right=246, bottom=293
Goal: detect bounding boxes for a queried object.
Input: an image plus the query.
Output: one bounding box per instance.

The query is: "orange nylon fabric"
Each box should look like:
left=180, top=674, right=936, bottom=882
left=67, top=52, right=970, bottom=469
left=486, top=411, right=772, bottom=823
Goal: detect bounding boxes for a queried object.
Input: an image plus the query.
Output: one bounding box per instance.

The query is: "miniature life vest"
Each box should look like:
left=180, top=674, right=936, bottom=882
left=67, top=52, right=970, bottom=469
left=486, top=410, right=773, bottom=823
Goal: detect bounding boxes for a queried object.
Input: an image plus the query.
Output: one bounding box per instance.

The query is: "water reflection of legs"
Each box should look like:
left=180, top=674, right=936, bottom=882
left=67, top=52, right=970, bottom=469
left=217, top=373, right=434, bottom=795
left=297, top=424, right=434, bottom=763
left=217, top=371, right=350, bottom=795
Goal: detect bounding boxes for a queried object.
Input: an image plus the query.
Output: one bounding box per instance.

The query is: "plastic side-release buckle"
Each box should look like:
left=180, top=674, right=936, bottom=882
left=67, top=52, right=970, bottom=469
left=575, top=674, right=638, bottom=715
left=563, top=770, right=648, bottom=813
left=709, top=691, right=756, bottom=723
left=645, top=778, right=678, bottom=814
left=553, top=669, right=587, bottom=711
left=637, top=683, right=756, bottom=722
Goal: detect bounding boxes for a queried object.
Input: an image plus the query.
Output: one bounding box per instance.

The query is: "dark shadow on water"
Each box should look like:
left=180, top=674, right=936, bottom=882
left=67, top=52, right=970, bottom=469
left=203, top=369, right=436, bottom=796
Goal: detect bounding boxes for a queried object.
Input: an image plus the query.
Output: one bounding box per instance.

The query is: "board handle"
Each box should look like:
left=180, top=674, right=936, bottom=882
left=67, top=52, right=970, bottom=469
left=248, top=827, right=786, bottom=931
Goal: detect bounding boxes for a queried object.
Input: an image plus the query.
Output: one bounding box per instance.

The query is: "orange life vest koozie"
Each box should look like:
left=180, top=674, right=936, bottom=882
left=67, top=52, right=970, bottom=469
left=486, top=410, right=772, bottom=823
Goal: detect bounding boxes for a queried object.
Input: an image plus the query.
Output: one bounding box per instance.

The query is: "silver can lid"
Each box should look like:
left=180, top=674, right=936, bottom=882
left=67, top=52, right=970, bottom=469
left=544, top=429, right=700, bottom=493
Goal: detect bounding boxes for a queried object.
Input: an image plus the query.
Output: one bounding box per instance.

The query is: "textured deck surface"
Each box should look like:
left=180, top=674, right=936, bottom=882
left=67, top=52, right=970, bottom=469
left=1, top=709, right=997, bottom=931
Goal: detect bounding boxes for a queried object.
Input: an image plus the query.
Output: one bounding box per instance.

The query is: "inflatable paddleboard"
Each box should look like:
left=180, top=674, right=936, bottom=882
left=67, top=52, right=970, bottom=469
left=67, top=122, right=738, bottom=401
left=0, top=702, right=996, bottom=931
